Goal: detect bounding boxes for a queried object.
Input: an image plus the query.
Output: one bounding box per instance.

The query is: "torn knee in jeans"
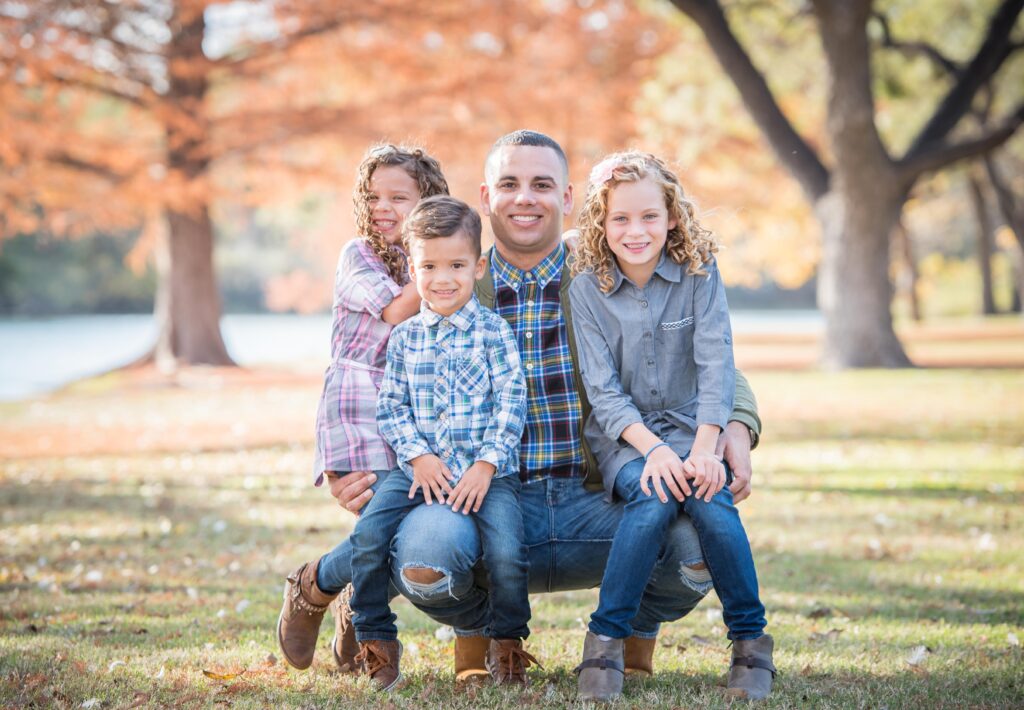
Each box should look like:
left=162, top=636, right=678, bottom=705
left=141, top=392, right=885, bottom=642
left=400, top=564, right=453, bottom=600
left=680, top=559, right=713, bottom=592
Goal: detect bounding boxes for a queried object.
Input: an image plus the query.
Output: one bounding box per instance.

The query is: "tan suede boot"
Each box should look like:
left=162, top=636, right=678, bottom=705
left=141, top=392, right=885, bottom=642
left=484, top=639, right=542, bottom=686
left=276, top=559, right=337, bottom=670
left=329, top=583, right=360, bottom=673
left=454, top=635, right=491, bottom=685
left=356, top=639, right=403, bottom=692
left=623, top=635, right=656, bottom=677
left=575, top=631, right=625, bottom=702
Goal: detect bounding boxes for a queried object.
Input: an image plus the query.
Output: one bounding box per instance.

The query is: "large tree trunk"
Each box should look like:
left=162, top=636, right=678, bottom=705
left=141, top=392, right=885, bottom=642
left=984, top=155, right=1024, bottom=316
left=152, top=2, right=234, bottom=368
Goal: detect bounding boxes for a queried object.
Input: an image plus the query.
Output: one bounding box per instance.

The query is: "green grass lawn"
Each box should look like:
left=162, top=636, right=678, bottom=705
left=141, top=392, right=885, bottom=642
left=1, top=369, right=1022, bottom=708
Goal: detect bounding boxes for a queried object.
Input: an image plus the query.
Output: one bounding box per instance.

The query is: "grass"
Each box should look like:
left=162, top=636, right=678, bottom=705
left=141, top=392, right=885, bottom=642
left=2, top=322, right=1023, bottom=708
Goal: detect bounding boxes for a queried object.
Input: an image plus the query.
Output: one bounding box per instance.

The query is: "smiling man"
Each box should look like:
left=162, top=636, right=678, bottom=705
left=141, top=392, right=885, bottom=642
left=281, top=130, right=762, bottom=684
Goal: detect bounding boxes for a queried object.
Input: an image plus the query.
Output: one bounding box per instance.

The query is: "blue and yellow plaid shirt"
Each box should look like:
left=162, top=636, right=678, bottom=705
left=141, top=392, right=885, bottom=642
left=377, top=296, right=527, bottom=481
left=491, top=244, right=584, bottom=481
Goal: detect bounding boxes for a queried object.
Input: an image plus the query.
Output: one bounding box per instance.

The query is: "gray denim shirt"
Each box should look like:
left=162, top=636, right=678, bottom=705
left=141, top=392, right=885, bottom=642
left=567, top=252, right=735, bottom=497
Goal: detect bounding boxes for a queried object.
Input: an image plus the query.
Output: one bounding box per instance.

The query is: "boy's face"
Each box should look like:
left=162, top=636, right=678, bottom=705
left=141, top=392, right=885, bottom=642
left=408, top=231, right=486, bottom=317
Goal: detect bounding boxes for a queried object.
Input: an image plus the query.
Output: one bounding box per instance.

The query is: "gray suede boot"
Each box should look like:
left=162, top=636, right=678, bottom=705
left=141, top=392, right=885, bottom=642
left=726, top=634, right=777, bottom=701
left=575, top=631, right=625, bottom=703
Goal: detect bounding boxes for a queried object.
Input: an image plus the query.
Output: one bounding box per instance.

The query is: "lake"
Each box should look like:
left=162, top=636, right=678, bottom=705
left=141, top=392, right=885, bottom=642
left=0, top=311, right=822, bottom=401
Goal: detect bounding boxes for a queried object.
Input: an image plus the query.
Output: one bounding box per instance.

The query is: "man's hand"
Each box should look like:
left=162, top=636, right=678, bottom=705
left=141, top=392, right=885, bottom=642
left=716, top=421, right=754, bottom=503
left=409, top=454, right=454, bottom=505
left=446, top=461, right=495, bottom=514
left=325, top=470, right=377, bottom=516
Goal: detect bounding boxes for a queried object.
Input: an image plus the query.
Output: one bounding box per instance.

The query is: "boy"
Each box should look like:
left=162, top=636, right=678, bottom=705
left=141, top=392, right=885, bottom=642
left=348, top=195, right=537, bottom=690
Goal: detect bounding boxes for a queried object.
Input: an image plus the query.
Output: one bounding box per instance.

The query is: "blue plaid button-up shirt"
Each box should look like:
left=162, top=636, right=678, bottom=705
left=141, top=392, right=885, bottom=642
left=491, top=244, right=584, bottom=481
left=377, top=296, right=527, bottom=481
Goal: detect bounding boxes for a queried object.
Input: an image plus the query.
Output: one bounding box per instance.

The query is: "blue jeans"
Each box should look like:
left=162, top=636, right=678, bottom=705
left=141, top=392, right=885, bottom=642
left=317, top=474, right=712, bottom=638
left=589, top=458, right=765, bottom=641
left=348, top=469, right=529, bottom=642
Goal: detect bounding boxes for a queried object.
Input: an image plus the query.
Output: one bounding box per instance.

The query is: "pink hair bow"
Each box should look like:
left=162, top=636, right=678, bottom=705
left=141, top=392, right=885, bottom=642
left=588, top=157, right=619, bottom=187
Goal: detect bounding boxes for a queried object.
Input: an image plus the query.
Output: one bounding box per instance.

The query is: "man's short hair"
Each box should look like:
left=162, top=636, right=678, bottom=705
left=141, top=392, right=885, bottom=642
left=403, top=195, right=482, bottom=257
left=486, top=129, right=569, bottom=181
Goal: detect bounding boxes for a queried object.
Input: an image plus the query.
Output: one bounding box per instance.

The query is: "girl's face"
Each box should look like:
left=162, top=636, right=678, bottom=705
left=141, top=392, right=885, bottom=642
left=603, top=177, right=676, bottom=282
left=367, top=165, right=420, bottom=245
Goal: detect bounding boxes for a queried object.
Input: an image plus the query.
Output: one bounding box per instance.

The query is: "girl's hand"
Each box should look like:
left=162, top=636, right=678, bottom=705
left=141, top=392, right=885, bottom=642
left=682, top=452, right=726, bottom=502
left=446, top=461, right=495, bottom=514
left=409, top=454, right=454, bottom=504
left=641, top=445, right=691, bottom=503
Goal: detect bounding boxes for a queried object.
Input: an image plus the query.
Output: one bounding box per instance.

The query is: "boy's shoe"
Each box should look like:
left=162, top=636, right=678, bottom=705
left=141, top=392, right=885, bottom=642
left=484, top=639, right=541, bottom=686
left=329, top=584, right=360, bottom=673
left=623, top=635, right=656, bottom=676
left=277, top=559, right=337, bottom=670
left=355, top=639, right=403, bottom=692
left=575, top=631, right=625, bottom=702
left=454, top=635, right=491, bottom=685
left=726, top=633, right=776, bottom=701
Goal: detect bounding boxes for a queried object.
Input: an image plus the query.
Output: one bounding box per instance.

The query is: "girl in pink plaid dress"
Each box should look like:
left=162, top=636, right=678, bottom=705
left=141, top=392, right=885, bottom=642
left=313, top=145, right=449, bottom=489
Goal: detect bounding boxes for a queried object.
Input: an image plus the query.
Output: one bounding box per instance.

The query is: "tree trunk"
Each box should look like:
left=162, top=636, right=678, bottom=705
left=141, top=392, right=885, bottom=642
left=893, top=219, right=922, bottom=322
left=968, top=169, right=998, bottom=315
left=816, top=190, right=911, bottom=368
left=984, top=155, right=1024, bottom=315
left=151, top=2, right=234, bottom=368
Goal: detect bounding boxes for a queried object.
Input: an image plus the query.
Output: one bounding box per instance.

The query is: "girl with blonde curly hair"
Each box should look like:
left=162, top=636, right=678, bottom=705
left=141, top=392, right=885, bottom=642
left=278, top=145, right=448, bottom=674
left=569, top=151, right=774, bottom=702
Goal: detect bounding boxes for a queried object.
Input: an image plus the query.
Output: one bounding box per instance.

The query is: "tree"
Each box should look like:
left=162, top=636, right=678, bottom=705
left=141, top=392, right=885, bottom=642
left=666, top=0, right=1024, bottom=367
left=2, top=1, right=666, bottom=363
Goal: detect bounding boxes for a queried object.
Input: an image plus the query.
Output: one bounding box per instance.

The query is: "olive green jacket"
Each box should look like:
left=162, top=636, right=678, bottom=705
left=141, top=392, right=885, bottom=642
left=474, top=247, right=761, bottom=491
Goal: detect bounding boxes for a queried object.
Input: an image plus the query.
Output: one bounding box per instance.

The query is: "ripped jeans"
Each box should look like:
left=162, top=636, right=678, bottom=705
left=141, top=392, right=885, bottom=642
left=347, top=469, right=529, bottom=642
left=317, top=475, right=713, bottom=639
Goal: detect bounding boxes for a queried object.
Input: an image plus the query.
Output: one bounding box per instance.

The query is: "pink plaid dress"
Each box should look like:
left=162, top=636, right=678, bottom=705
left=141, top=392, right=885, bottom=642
left=313, top=239, right=406, bottom=485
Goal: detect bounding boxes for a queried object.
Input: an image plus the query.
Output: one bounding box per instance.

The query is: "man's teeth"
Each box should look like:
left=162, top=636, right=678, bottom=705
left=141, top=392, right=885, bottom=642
left=511, top=215, right=540, bottom=223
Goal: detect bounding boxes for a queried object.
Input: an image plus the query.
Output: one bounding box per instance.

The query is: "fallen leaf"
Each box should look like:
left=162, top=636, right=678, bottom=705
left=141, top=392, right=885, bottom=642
left=906, top=645, right=931, bottom=666
left=81, top=700, right=101, bottom=709
left=807, top=607, right=832, bottom=619
left=1008, top=633, right=1020, bottom=647
left=809, top=628, right=843, bottom=643
left=690, top=634, right=715, bottom=646
left=800, top=663, right=815, bottom=676
left=108, top=660, right=126, bottom=673
left=264, top=653, right=277, bottom=665
left=203, top=669, right=246, bottom=681
left=234, top=599, right=250, bottom=614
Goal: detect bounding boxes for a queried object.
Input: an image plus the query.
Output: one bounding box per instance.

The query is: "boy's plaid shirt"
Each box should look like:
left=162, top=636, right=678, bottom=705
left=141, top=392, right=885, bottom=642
left=491, top=244, right=584, bottom=481
left=377, top=296, right=527, bottom=481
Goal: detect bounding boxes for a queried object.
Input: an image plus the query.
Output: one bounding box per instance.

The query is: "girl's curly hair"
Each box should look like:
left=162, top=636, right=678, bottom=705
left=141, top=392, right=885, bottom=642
left=573, top=151, right=718, bottom=293
left=354, top=144, right=449, bottom=283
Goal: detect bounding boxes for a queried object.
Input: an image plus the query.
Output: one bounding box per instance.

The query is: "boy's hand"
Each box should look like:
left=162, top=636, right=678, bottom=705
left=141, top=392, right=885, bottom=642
left=409, top=454, right=454, bottom=505
left=446, top=461, right=495, bottom=514
left=682, top=452, right=726, bottom=502
left=641, top=445, right=691, bottom=503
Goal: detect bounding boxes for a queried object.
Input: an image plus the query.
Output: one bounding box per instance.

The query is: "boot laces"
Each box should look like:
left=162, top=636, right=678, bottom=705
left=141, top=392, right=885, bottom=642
left=355, top=642, right=392, bottom=677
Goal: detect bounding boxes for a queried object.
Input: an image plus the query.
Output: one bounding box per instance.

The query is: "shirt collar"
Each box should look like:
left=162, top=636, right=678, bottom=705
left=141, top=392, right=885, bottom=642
left=491, top=242, right=565, bottom=292
left=419, top=295, right=480, bottom=331
left=607, top=249, right=680, bottom=294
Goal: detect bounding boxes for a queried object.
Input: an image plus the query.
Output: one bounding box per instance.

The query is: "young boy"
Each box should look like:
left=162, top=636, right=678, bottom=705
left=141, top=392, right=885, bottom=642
left=348, top=195, right=537, bottom=691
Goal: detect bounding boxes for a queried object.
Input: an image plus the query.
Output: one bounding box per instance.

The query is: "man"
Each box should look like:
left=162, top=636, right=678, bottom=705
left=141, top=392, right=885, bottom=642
left=279, top=130, right=760, bottom=682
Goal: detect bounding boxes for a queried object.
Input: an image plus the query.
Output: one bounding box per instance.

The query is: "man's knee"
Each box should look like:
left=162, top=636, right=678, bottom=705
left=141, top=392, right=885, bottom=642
left=403, top=566, right=445, bottom=585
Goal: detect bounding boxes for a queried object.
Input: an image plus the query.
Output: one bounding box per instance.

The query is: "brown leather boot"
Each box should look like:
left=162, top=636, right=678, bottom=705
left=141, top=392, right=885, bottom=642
left=623, top=635, right=656, bottom=676
left=484, top=638, right=542, bottom=686
left=329, top=583, right=360, bottom=673
left=454, top=635, right=491, bottom=685
left=276, top=559, right=337, bottom=670
left=356, top=639, right=403, bottom=692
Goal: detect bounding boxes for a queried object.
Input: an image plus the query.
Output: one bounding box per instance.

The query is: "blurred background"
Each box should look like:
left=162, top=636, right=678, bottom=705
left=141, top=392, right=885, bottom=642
left=1, top=0, right=1022, bottom=399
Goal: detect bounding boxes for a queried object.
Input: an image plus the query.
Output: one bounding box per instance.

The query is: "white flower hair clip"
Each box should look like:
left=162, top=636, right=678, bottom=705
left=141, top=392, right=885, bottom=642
left=588, top=157, right=620, bottom=187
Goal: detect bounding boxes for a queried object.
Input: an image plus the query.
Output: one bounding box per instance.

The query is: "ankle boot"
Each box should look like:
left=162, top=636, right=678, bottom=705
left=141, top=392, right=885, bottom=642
left=726, top=633, right=776, bottom=701
left=276, top=559, right=336, bottom=669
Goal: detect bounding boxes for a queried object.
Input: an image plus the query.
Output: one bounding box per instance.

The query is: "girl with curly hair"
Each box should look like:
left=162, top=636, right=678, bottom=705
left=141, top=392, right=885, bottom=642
left=277, top=145, right=447, bottom=674
left=568, top=151, right=773, bottom=702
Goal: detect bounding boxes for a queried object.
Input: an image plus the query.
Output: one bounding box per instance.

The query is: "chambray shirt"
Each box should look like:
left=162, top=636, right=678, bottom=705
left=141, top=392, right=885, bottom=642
left=491, top=244, right=584, bottom=481
left=377, top=296, right=527, bottom=481
left=568, top=252, right=735, bottom=496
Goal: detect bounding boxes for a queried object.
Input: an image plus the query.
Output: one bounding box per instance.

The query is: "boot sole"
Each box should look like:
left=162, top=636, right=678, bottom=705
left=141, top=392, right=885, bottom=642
left=277, top=580, right=312, bottom=670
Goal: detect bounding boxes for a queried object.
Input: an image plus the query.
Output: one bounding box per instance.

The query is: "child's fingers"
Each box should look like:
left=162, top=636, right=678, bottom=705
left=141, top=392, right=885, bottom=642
left=682, top=458, right=696, bottom=476
left=652, top=474, right=669, bottom=504
left=460, top=488, right=478, bottom=515
left=641, top=471, right=653, bottom=497
left=660, top=471, right=685, bottom=502
left=408, top=479, right=420, bottom=499
left=433, top=470, right=454, bottom=496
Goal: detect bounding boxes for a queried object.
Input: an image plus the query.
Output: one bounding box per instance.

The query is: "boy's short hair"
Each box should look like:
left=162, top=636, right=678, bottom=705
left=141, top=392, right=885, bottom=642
left=403, top=195, right=482, bottom=257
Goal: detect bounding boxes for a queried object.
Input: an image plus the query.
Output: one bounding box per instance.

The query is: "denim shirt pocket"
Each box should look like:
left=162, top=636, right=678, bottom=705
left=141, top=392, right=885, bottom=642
left=658, top=316, right=696, bottom=398
left=455, top=354, right=490, bottom=397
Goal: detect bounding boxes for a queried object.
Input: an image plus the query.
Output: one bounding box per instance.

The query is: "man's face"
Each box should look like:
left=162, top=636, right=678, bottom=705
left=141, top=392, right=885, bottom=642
left=408, top=231, right=486, bottom=317
left=480, top=145, right=573, bottom=263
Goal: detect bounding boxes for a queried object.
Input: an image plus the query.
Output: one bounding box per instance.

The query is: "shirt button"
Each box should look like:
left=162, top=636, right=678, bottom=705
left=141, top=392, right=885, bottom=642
left=526, top=300, right=535, bottom=307
left=647, top=359, right=655, bottom=366
left=643, top=332, right=652, bottom=338
left=439, top=412, right=448, bottom=421
left=525, top=332, right=533, bottom=339
left=525, top=362, right=534, bottom=370
left=441, top=319, right=450, bottom=327
left=651, top=389, right=658, bottom=395
left=641, top=300, right=648, bottom=308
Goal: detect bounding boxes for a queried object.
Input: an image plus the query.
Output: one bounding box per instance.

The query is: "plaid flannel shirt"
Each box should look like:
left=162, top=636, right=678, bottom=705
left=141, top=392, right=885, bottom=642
left=377, top=296, right=527, bottom=481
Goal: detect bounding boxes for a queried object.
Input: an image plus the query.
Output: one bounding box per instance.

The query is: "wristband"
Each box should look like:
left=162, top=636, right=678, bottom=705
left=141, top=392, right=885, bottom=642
left=644, top=442, right=669, bottom=460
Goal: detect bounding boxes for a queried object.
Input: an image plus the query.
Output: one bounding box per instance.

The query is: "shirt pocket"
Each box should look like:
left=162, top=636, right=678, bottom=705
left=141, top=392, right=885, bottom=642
left=657, top=316, right=696, bottom=398
left=455, top=354, right=490, bottom=397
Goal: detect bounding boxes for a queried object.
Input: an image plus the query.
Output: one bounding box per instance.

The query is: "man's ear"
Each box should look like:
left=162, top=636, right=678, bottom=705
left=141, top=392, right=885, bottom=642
left=479, top=183, right=492, bottom=217
left=562, top=182, right=574, bottom=216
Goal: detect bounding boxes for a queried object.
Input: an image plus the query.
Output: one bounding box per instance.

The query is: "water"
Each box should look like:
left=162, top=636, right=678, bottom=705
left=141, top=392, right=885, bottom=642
left=0, top=310, right=821, bottom=401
